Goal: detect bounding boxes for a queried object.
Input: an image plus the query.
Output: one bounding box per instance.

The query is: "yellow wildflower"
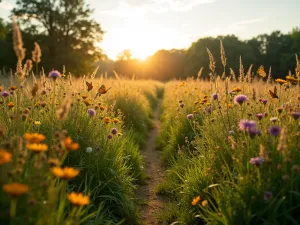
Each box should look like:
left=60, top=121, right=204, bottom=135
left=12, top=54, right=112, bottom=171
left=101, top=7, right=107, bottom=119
left=104, top=117, right=111, bottom=124
left=3, top=183, right=29, bottom=197
left=192, top=196, right=200, bottom=206
left=113, top=118, right=120, bottom=124
left=286, top=76, right=298, bottom=84
left=232, top=87, right=242, bottom=93
left=24, top=133, right=46, bottom=143
left=67, top=192, right=90, bottom=206
left=201, top=200, right=208, bottom=207
left=63, top=137, right=79, bottom=151
left=51, top=167, right=79, bottom=180
left=275, top=79, right=287, bottom=85
left=7, top=102, right=15, bottom=108
left=9, top=86, right=17, bottom=91
left=0, top=149, right=12, bottom=165
left=84, top=99, right=92, bottom=106
left=26, top=143, right=48, bottom=152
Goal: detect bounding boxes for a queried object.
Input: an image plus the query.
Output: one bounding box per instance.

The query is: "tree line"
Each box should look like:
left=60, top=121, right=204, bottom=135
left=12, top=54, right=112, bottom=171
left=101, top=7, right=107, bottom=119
left=109, top=30, right=300, bottom=80
left=0, top=0, right=299, bottom=80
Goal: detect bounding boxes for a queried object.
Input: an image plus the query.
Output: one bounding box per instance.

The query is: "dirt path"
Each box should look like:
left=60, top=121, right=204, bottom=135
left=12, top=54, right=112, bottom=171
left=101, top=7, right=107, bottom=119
left=136, top=99, right=166, bottom=225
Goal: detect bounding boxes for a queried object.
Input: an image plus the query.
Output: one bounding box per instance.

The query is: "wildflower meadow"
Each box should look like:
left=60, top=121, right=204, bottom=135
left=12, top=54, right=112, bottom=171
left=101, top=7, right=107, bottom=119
left=1, top=11, right=300, bottom=225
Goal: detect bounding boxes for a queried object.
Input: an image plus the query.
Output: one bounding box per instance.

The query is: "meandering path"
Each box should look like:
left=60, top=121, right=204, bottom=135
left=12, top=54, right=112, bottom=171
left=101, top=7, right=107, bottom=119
left=136, top=98, right=166, bottom=225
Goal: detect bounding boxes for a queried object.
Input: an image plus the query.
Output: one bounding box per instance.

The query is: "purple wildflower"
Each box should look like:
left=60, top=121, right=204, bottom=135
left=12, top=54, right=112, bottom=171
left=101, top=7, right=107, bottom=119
left=107, top=134, right=113, bottom=140
left=205, top=107, right=212, bottom=113
left=87, top=108, right=96, bottom=116
left=234, top=94, right=248, bottom=105
left=269, top=126, right=281, bottom=136
left=49, top=70, right=61, bottom=80
left=111, top=128, right=118, bottom=135
left=248, top=127, right=261, bottom=137
left=291, top=112, right=300, bottom=120
left=260, top=99, right=268, bottom=105
left=250, top=157, right=264, bottom=166
left=212, top=93, right=218, bottom=100
left=239, top=120, right=257, bottom=131
left=264, top=191, right=273, bottom=201
left=180, top=103, right=184, bottom=108
left=1, top=91, right=10, bottom=97
left=187, top=114, right=193, bottom=120
left=256, top=113, right=264, bottom=120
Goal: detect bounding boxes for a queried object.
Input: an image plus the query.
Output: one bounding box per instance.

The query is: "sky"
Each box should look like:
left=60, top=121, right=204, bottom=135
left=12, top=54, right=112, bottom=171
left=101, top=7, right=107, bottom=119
left=1, top=0, right=300, bottom=60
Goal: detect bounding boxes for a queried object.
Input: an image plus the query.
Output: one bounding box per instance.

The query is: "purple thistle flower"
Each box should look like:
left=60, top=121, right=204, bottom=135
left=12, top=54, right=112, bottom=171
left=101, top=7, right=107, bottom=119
left=49, top=70, right=61, bottom=80
left=87, top=108, right=96, bottom=116
left=212, top=93, right=219, bottom=100
left=250, top=157, right=264, bottom=166
left=234, top=94, right=248, bottom=105
left=256, top=113, right=264, bottom=120
left=239, top=120, right=257, bottom=131
left=291, top=112, right=300, bottom=120
left=260, top=99, right=268, bottom=105
left=111, top=128, right=118, bottom=135
left=269, top=126, right=281, bottom=136
left=264, top=191, right=273, bottom=201
left=187, top=114, right=193, bottom=120
left=205, top=107, right=212, bottom=113
left=107, top=134, right=113, bottom=140
left=248, top=127, right=261, bottom=137
left=1, top=91, right=10, bottom=97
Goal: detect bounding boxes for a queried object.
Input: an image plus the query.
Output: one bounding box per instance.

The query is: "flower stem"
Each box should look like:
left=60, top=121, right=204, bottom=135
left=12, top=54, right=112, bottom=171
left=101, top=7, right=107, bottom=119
left=10, top=198, right=17, bottom=225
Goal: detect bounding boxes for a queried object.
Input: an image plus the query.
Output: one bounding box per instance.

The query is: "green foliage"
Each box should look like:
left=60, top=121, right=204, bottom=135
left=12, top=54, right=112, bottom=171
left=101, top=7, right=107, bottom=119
left=158, top=78, right=300, bottom=224
left=12, top=0, right=104, bottom=74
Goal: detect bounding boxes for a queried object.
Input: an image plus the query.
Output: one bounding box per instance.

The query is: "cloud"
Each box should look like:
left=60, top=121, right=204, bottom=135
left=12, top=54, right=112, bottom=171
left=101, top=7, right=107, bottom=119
left=0, top=1, right=14, bottom=10
left=101, top=0, right=216, bottom=17
left=204, top=18, right=265, bottom=36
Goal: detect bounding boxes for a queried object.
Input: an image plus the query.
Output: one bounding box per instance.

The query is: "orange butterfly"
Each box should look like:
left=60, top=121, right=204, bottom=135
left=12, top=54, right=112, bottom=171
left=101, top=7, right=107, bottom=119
left=86, top=81, right=93, bottom=92
left=257, top=65, right=266, bottom=78
left=95, top=85, right=111, bottom=98
left=269, top=86, right=278, bottom=99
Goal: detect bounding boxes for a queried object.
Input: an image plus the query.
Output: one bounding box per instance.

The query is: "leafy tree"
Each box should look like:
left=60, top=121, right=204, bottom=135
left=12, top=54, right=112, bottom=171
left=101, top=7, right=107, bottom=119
left=184, top=35, right=256, bottom=79
left=0, top=19, right=17, bottom=71
left=13, top=0, right=104, bottom=74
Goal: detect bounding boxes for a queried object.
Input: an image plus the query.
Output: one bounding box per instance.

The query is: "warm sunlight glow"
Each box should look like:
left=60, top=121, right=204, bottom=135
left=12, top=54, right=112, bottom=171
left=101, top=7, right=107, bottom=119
left=99, top=16, right=188, bottom=60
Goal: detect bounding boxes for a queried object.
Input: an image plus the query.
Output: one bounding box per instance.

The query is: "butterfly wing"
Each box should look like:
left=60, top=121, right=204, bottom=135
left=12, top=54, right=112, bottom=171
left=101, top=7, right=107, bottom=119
left=86, top=81, right=93, bottom=92
left=269, top=86, right=278, bottom=99
left=98, top=85, right=107, bottom=94
left=257, top=66, right=266, bottom=78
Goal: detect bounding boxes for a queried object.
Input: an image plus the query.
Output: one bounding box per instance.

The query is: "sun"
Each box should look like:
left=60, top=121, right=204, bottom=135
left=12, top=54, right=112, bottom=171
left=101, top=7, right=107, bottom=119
left=99, top=17, right=178, bottom=60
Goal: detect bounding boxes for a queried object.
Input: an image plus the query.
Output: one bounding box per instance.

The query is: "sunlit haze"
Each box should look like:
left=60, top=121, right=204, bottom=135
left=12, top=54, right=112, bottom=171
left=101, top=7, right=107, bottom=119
left=1, top=0, right=300, bottom=60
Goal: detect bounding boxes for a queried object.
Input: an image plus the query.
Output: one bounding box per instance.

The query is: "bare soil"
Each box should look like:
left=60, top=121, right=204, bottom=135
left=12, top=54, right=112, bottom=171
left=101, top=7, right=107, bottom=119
left=136, top=99, right=166, bottom=225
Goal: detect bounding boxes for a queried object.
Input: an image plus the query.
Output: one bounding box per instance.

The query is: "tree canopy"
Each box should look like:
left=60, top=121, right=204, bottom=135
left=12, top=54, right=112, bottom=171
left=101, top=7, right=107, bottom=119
left=10, top=0, right=104, bottom=74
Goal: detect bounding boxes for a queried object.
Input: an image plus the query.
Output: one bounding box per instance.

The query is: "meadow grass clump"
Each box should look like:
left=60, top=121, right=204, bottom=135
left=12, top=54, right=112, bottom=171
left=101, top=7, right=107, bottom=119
left=0, top=64, right=162, bottom=224
left=158, top=53, right=300, bottom=224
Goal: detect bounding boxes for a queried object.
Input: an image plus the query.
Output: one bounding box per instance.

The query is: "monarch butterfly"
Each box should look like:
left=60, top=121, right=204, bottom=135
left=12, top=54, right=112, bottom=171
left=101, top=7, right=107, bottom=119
left=95, top=85, right=111, bottom=98
left=269, top=86, right=278, bottom=99
left=257, top=66, right=266, bottom=78
left=86, top=81, right=93, bottom=92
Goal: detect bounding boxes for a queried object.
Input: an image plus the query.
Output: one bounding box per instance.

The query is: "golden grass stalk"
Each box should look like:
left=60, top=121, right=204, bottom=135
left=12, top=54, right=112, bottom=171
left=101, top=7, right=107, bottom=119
left=239, top=56, right=244, bottom=83
left=12, top=17, right=25, bottom=63
left=230, top=68, right=236, bottom=81
left=32, top=42, right=41, bottom=63
left=220, top=40, right=227, bottom=68
left=206, top=48, right=216, bottom=73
